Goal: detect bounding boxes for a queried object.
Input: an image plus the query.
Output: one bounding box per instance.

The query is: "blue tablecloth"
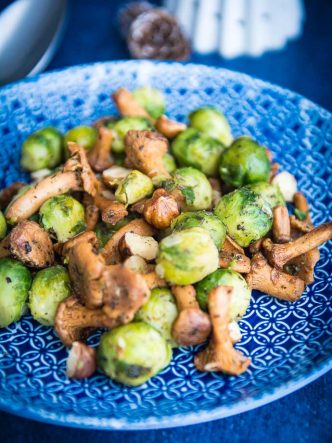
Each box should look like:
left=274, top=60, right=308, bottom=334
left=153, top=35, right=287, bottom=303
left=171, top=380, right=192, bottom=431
left=0, top=0, right=331, bottom=441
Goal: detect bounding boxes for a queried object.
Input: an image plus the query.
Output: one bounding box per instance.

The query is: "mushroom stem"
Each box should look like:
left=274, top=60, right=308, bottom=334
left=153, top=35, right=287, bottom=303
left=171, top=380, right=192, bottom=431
left=222, top=235, right=245, bottom=255
left=293, top=192, right=311, bottom=222
left=88, top=126, right=113, bottom=172
left=219, top=251, right=251, bottom=273
left=5, top=171, right=81, bottom=223
left=93, top=193, right=128, bottom=225
left=246, top=253, right=306, bottom=301
left=289, top=215, right=312, bottom=234
left=102, top=219, right=155, bottom=265
left=263, top=222, right=332, bottom=269
left=194, top=286, right=250, bottom=375
left=85, top=204, right=100, bottom=231
left=142, top=271, right=167, bottom=289
left=272, top=205, right=291, bottom=243
left=112, top=87, right=155, bottom=123
left=171, top=285, right=211, bottom=346
left=155, top=115, right=187, bottom=138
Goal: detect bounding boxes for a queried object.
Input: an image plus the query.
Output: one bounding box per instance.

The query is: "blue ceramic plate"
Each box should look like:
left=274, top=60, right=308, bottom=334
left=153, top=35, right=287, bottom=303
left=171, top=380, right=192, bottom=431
left=0, top=61, right=331, bottom=430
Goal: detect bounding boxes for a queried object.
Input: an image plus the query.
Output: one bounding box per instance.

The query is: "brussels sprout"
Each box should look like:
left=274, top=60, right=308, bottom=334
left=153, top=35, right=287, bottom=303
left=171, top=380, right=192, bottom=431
left=171, top=211, right=226, bottom=249
left=156, top=227, right=219, bottom=285
left=115, top=170, right=154, bottom=205
left=97, top=322, right=172, bottom=386
left=40, top=195, right=86, bottom=242
left=37, top=127, right=64, bottom=166
left=135, top=287, right=178, bottom=346
left=29, top=266, right=71, bottom=326
left=0, top=210, right=7, bottom=240
left=107, top=117, right=152, bottom=154
left=219, top=136, right=271, bottom=187
left=64, top=125, right=97, bottom=151
left=214, top=187, right=273, bottom=247
left=173, top=167, right=212, bottom=211
left=189, top=107, right=233, bottom=146
left=245, top=182, right=285, bottom=208
left=171, top=128, right=225, bottom=176
left=162, top=152, right=177, bottom=173
left=196, top=269, right=251, bottom=320
left=0, top=258, right=32, bottom=328
left=21, top=127, right=64, bottom=172
left=132, top=86, right=165, bottom=119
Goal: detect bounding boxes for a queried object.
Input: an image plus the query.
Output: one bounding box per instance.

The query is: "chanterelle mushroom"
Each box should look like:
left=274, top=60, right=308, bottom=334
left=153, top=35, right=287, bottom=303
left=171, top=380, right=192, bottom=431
left=102, top=218, right=155, bottom=265
left=112, top=87, right=154, bottom=123
left=88, top=191, right=128, bottom=225
left=64, top=230, right=150, bottom=312
left=63, top=231, right=107, bottom=308
left=55, top=295, right=129, bottom=347
left=194, top=286, right=250, bottom=375
left=55, top=262, right=150, bottom=347
left=246, top=253, right=306, bottom=302
left=263, top=222, right=332, bottom=269
left=6, top=142, right=98, bottom=223
left=87, top=126, right=113, bottom=172
left=219, top=251, right=251, bottom=273
left=155, top=115, right=187, bottom=139
left=272, top=205, right=291, bottom=243
left=124, top=130, right=170, bottom=179
left=171, top=285, right=211, bottom=346
left=0, top=220, right=54, bottom=268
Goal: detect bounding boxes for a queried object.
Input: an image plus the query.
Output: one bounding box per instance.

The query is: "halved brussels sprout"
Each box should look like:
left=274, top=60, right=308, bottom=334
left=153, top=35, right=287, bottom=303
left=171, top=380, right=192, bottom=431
left=132, top=86, right=165, bottom=119
left=135, top=287, right=178, bottom=346
left=107, top=117, right=152, bottom=154
left=189, top=107, right=233, bottom=146
left=173, top=167, right=212, bottom=211
left=171, top=211, right=226, bottom=249
left=214, top=187, right=273, bottom=247
left=156, top=227, right=219, bottom=285
left=196, top=269, right=251, bottom=320
left=162, top=152, right=177, bottom=173
left=40, top=195, right=86, bottom=242
left=0, top=258, right=32, bottom=328
left=115, top=170, right=154, bottom=205
left=0, top=210, right=7, bottom=240
left=64, top=125, right=97, bottom=151
left=29, top=265, right=71, bottom=326
left=21, top=127, right=64, bottom=172
left=219, top=136, right=270, bottom=187
left=245, top=182, right=285, bottom=208
left=97, top=321, right=172, bottom=386
left=171, top=128, right=224, bottom=176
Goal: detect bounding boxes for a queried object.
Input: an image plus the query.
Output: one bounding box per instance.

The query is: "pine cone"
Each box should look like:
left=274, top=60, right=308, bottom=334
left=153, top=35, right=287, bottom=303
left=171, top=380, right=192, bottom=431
left=127, top=9, right=191, bottom=61
left=118, top=2, right=154, bottom=38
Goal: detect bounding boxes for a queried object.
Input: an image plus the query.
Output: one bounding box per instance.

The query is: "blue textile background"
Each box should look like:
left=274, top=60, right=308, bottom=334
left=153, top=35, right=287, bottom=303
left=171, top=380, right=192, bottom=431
left=0, top=0, right=331, bottom=441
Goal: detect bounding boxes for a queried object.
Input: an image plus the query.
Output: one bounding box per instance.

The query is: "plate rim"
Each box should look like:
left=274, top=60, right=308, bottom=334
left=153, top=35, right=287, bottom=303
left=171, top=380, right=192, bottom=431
left=0, top=60, right=331, bottom=430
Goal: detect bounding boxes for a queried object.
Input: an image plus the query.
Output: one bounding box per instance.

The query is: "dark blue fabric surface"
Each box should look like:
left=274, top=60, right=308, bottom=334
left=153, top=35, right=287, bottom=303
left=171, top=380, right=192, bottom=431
left=0, top=0, right=331, bottom=441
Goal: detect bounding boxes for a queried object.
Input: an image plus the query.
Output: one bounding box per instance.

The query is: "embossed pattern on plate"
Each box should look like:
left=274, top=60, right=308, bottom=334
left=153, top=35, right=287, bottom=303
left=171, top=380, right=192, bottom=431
left=0, top=61, right=331, bottom=430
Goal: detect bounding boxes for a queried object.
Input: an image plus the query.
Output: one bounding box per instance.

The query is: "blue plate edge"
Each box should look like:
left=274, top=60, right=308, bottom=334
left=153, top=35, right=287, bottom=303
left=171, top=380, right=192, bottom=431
left=1, top=360, right=331, bottom=430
